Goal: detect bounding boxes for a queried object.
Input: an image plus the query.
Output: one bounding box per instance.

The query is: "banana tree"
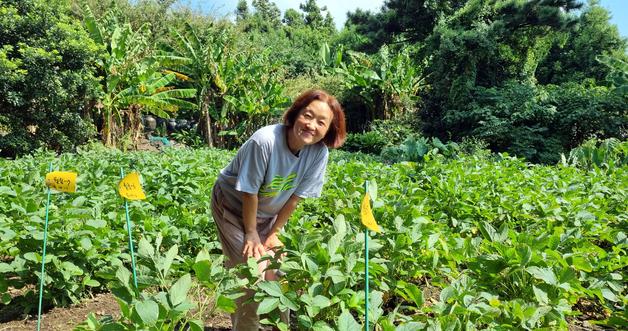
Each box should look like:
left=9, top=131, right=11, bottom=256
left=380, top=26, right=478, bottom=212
left=335, top=45, right=425, bottom=121
left=221, top=50, right=290, bottom=147
left=156, top=23, right=230, bottom=148
left=157, top=23, right=289, bottom=149
left=81, top=2, right=195, bottom=147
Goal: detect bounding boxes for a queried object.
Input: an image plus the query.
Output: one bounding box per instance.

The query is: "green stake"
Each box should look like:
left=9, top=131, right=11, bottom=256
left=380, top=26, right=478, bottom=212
left=364, top=180, right=369, bottom=331
left=37, top=162, right=53, bottom=331
left=120, top=168, right=139, bottom=289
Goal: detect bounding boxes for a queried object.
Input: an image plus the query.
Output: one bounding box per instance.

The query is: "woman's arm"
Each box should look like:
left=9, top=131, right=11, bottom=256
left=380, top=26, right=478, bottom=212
left=242, top=192, right=266, bottom=259
left=264, top=194, right=301, bottom=249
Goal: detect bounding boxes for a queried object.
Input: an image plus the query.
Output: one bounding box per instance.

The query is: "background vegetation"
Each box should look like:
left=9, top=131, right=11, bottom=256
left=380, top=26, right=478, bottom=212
left=0, top=0, right=625, bottom=162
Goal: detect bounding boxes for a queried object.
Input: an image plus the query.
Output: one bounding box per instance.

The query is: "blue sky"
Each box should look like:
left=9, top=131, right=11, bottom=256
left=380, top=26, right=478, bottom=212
left=180, top=0, right=626, bottom=37
left=598, top=0, right=627, bottom=38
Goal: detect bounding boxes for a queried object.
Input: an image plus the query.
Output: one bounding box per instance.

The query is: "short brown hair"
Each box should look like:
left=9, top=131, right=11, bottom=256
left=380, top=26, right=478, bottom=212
left=283, top=89, right=346, bottom=148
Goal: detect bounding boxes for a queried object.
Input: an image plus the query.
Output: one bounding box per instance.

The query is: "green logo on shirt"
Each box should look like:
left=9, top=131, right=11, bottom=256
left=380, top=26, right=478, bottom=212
left=260, top=173, right=297, bottom=197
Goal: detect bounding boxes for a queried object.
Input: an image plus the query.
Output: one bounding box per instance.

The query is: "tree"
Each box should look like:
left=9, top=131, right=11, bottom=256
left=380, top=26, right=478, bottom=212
left=335, top=46, right=424, bottom=130
left=72, top=0, right=178, bottom=44
left=420, top=0, right=586, bottom=162
left=0, top=0, right=101, bottom=157
left=81, top=2, right=196, bottom=147
left=157, top=23, right=230, bottom=147
left=251, top=0, right=281, bottom=31
left=236, top=0, right=249, bottom=21
left=536, top=1, right=628, bottom=85
left=283, top=8, right=304, bottom=27
left=300, top=0, right=326, bottom=29
left=345, top=0, right=467, bottom=53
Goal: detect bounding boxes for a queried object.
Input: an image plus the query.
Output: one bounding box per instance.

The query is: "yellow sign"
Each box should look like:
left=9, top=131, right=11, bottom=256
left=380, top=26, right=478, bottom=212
left=361, top=192, right=381, bottom=233
left=118, top=172, right=146, bottom=200
left=45, top=171, right=77, bottom=193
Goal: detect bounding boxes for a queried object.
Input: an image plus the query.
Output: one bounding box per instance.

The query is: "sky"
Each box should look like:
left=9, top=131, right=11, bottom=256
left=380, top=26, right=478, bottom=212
left=180, top=0, right=626, bottom=37
left=598, top=0, right=627, bottom=38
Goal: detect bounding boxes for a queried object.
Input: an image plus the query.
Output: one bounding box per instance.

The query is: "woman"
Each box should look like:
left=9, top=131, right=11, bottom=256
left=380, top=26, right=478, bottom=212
left=211, top=89, right=346, bottom=330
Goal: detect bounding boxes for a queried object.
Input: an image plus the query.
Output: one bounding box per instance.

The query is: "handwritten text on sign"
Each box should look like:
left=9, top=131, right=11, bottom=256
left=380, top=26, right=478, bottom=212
left=361, top=192, right=381, bottom=233
left=45, top=171, right=77, bottom=193
left=118, top=172, right=146, bottom=200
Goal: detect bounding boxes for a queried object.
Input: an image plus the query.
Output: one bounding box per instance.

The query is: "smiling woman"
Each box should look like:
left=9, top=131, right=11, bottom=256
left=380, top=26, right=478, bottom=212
left=210, top=89, right=345, bottom=330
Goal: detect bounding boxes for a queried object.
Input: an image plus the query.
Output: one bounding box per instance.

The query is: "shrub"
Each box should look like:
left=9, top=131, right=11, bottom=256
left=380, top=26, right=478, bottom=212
left=342, top=131, right=389, bottom=155
left=562, top=137, right=628, bottom=170
left=0, top=0, right=101, bottom=157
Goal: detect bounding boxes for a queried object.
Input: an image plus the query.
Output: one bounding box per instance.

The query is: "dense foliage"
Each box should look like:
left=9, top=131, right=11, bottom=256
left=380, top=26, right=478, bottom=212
left=0, top=0, right=101, bottom=156
left=1, top=0, right=626, bottom=162
left=0, top=147, right=625, bottom=328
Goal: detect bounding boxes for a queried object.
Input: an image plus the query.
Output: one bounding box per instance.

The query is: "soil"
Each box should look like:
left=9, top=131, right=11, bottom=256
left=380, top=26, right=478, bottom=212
left=0, top=290, right=617, bottom=330
left=0, top=293, right=231, bottom=331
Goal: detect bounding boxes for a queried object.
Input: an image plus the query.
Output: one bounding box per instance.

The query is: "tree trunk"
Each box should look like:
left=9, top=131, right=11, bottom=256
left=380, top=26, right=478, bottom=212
left=199, top=93, right=213, bottom=148
left=103, top=110, right=113, bottom=147
left=204, top=109, right=213, bottom=148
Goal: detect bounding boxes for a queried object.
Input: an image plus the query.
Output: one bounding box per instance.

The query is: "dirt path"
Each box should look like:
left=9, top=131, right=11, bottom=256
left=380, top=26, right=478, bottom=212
left=0, top=293, right=231, bottom=331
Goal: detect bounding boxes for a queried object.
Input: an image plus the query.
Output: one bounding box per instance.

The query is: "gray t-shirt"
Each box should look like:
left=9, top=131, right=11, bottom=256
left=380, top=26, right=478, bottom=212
left=217, top=124, right=329, bottom=218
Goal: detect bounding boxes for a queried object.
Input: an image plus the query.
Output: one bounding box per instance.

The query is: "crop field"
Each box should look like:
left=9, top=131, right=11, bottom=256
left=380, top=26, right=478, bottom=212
left=0, top=146, right=626, bottom=330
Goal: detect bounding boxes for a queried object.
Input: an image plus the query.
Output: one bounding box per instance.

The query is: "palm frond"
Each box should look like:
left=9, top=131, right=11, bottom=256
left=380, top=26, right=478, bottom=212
left=152, top=88, right=197, bottom=99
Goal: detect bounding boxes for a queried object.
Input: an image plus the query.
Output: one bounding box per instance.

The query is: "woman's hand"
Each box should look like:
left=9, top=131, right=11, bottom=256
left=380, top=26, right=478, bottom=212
left=243, top=231, right=266, bottom=259
left=264, top=233, right=283, bottom=251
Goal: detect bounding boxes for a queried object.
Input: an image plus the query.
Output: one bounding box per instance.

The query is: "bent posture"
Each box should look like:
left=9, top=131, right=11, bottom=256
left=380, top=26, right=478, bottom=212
left=211, top=89, right=346, bottom=330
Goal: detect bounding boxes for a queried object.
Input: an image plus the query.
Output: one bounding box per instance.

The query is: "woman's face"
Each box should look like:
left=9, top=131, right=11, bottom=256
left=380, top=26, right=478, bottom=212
left=289, top=100, right=334, bottom=151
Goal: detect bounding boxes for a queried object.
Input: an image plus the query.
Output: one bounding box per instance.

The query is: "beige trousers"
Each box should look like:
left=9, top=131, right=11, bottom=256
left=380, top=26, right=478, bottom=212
left=211, top=183, right=289, bottom=331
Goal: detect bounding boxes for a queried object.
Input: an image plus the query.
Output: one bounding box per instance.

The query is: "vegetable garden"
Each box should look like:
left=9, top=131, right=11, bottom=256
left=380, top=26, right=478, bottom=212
left=1, top=145, right=625, bottom=330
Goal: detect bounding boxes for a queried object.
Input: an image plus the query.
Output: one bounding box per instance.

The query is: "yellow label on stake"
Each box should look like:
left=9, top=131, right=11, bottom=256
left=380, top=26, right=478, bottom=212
left=45, top=171, right=77, bottom=193
left=118, top=172, right=146, bottom=200
left=361, top=192, right=381, bottom=233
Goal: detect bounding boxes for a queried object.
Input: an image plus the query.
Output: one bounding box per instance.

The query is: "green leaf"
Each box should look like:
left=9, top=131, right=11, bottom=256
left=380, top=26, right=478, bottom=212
left=246, top=257, right=260, bottom=278
left=312, top=321, right=334, bottom=331
left=333, top=214, right=347, bottom=237
left=327, top=234, right=342, bottom=256
left=297, top=314, right=313, bottom=329
left=195, top=249, right=211, bottom=262
left=188, top=319, right=204, bottom=331
left=312, top=295, right=331, bottom=309
left=0, top=186, right=17, bottom=197
left=258, top=281, right=282, bottom=297
left=116, top=267, right=131, bottom=286
left=101, top=323, right=126, bottom=331
left=134, top=300, right=159, bottom=325
left=526, top=266, right=557, bottom=286
left=138, top=238, right=154, bottom=257
left=86, top=219, right=106, bottom=229
left=369, top=290, right=384, bottom=322
left=193, top=260, right=211, bottom=282
left=72, top=196, right=87, bottom=207
left=367, top=180, right=378, bottom=201
left=61, top=261, right=83, bottom=276
left=216, top=294, right=237, bottom=313
left=338, top=309, right=361, bottom=331
left=169, top=274, right=192, bottom=306
left=279, top=294, right=299, bottom=311
left=23, top=252, right=39, bottom=263
left=601, top=288, right=618, bottom=302
left=0, top=263, right=12, bottom=273
left=404, top=283, right=424, bottom=307
left=80, top=237, right=93, bottom=251
left=161, top=244, right=178, bottom=277
left=257, top=297, right=279, bottom=315
left=533, top=286, right=549, bottom=305
left=84, top=278, right=100, bottom=287
left=571, top=256, right=593, bottom=272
